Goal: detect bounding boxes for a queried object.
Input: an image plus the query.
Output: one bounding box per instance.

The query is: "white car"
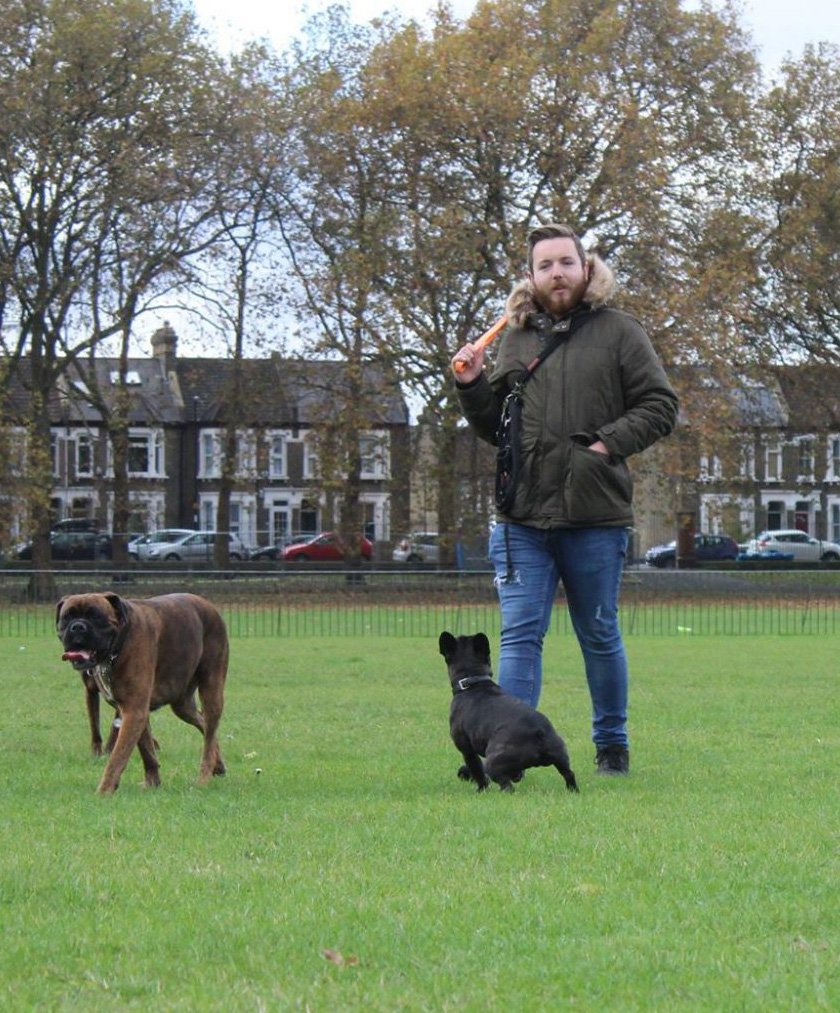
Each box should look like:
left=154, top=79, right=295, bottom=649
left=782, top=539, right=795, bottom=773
left=144, top=530, right=249, bottom=562
left=129, top=529, right=195, bottom=561
left=746, top=530, right=840, bottom=562
left=392, top=532, right=440, bottom=563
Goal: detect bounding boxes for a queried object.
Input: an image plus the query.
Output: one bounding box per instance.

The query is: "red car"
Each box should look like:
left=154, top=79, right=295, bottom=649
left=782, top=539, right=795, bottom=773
left=280, top=532, right=373, bottom=562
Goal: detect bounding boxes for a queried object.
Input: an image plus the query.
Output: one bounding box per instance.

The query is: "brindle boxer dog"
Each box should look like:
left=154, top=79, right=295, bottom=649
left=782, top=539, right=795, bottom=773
left=56, top=591, right=229, bottom=794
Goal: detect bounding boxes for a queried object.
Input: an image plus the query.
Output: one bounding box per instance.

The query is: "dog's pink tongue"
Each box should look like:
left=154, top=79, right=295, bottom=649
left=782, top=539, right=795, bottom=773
left=62, top=650, right=91, bottom=663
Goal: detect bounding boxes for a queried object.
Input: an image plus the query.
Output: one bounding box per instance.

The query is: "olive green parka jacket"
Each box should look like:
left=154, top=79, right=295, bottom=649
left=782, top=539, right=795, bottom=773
left=456, top=254, right=679, bottom=528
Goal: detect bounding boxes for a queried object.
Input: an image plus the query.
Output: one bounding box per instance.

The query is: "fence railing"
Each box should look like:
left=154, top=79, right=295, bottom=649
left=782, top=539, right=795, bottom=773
left=3, top=563, right=840, bottom=637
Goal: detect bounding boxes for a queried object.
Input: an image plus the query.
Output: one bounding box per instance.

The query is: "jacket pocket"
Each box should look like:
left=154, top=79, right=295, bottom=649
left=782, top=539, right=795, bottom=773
left=506, top=434, right=540, bottom=519
left=564, top=442, right=633, bottom=523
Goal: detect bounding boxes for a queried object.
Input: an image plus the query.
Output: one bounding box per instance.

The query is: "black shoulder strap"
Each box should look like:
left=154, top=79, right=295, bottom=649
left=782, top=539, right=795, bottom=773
left=518, top=307, right=598, bottom=387
left=494, top=309, right=599, bottom=518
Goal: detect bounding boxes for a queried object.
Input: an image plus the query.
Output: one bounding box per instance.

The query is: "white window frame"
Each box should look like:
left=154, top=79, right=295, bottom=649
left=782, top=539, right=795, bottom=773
left=831, top=501, right=840, bottom=543
left=764, top=440, right=782, bottom=483
left=267, top=430, right=291, bottom=480
left=74, top=430, right=94, bottom=478
left=698, top=451, right=722, bottom=483
left=199, top=428, right=257, bottom=479
left=200, top=430, right=221, bottom=479
left=4, top=426, right=28, bottom=477
left=197, top=492, right=257, bottom=546
left=303, top=436, right=319, bottom=481
left=738, top=439, right=755, bottom=480
left=360, top=430, right=390, bottom=480
left=128, top=429, right=164, bottom=478
left=236, top=429, right=257, bottom=479
left=267, top=497, right=292, bottom=544
left=827, top=435, right=840, bottom=483
left=359, top=492, right=390, bottom=542
left=104, top=428, right=164, bottom=478
left=112, top=491, right=166, bottom=533
left=795, top=434, right=815, bottom=483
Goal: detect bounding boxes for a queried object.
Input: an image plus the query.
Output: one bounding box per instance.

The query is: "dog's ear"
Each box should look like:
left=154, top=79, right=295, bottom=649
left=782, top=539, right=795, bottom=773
left=104, top=592, right=130, bottom=628
left=55, top=596, right=68, bottom=629
left=439, top=631, right=457, bottom=658
left=474, top=633, right=491, bottom=661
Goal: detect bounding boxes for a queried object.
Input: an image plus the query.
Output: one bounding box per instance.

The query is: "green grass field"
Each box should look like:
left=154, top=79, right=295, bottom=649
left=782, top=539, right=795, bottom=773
left=1, top=632, right=838, bottom=1012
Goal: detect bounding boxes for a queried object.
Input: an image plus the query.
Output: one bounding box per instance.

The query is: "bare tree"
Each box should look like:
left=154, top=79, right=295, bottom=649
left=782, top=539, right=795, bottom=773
left=0, top=0, right=235, bottom=587
left=269, top=9, right=405, bottom=559
left=196, top=46, right=294, bottom=564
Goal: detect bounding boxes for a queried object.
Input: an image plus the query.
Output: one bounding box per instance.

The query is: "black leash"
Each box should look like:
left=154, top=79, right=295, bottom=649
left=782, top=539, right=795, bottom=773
left=496, top=307, right=600, bottom=585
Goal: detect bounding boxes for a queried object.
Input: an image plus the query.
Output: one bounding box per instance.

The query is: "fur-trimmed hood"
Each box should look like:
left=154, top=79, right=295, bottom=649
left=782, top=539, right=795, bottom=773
left=504, top=253, right=615, bottom=328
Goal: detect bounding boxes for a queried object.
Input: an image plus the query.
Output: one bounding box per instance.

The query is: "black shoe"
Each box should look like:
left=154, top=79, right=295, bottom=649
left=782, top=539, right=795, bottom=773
left=595, top=745, right=630, bottom=776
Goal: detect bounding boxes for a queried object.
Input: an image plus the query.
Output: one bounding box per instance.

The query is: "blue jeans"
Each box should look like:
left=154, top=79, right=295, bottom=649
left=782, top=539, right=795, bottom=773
left=488, top=522, right=630, bottom=748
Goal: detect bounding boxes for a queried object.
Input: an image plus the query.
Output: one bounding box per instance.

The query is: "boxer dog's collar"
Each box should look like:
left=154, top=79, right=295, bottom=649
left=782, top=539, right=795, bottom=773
left=107, top=617, right=131, bottom=666
left=452, top=674, right=494, bottom=695
left=83, top=615, right=131, bottom=692
left=88, top=660, right=117, bottom=707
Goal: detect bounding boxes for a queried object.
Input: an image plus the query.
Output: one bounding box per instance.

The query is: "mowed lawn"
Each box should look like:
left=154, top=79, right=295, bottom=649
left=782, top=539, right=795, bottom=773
left=1, top=630, right=838, bottom=1012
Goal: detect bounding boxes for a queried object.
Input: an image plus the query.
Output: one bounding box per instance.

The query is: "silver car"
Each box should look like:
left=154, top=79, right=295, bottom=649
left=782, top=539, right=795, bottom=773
left=129, top=529, right=195, bottom=561
left=392, top=532, right=440, bottom=563
left=144, top=530, right=249, bottom=562
left=746, top=529, right=840, bottom=561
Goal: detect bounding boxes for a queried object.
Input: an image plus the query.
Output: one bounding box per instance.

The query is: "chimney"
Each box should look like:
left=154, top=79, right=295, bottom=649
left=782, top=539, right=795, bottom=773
left=151, top=321, right=178, bottom=375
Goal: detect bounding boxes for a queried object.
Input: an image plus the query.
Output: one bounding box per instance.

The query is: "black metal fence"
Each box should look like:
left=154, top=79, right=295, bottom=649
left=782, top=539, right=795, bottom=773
left=3, top=562, right=840, bottom=637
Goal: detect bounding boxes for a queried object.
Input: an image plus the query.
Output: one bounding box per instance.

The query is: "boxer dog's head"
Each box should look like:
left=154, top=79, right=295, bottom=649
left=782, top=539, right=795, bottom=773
left=56, top=593, right=131, bottom=671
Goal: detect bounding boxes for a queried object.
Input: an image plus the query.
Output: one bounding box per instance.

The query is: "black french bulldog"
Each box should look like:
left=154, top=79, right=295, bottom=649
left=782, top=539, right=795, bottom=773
left=439, top=631, right=578, bottom=793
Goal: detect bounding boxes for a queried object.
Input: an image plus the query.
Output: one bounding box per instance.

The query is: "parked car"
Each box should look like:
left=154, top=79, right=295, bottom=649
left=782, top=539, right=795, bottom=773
left=128, top=528, right=195, bottom=561
left=16, top=530, right=112, bottom=560
left=745, top=530, right=840, bottom=562
left=280, top=532, right=373, bottom=562
left=51, top=518, right=101, bottom=533
left=645, top=533, right=739, bottom=568
left=392, top=532, right=440, bottom=564
left=249, top=541, right=294, bottom=561
left=144, top=531, right=249, bottom=561
left=737, top=547, right=795, bottom=561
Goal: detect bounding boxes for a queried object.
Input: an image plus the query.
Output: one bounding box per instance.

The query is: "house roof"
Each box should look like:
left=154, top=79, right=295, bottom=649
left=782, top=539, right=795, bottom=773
left=175, top=356, right=407, bottom=427
left=733, top=376, right=789, bottom=428
left=3, top=348, right=408, bottom=428
left=174, top=358, right=293, bottom=425
left=770, top=365, right=840, bottom=430
left=670, top=364, right=840, bottom=431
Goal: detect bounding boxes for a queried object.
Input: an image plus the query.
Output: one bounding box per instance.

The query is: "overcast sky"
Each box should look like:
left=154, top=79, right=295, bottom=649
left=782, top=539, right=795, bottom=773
left=191, top=0, right=840, bottom=75
left=172, top=0, right=839, bottom=362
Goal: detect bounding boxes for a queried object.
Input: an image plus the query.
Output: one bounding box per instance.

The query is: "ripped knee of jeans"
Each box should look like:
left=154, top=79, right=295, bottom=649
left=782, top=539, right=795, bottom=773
left=494, top=569, right=522, bottom=588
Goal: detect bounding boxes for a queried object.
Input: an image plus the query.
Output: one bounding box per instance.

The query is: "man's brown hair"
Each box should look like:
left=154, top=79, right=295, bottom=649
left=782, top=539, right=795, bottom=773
left=527, top=223, right=587, bottom=272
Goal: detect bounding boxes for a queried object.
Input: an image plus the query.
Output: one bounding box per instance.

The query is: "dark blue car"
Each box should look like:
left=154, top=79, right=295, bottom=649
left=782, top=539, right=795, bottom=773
left=15, top=531, right=113, bottom=560
left=645, top=533, right=739, bottom=568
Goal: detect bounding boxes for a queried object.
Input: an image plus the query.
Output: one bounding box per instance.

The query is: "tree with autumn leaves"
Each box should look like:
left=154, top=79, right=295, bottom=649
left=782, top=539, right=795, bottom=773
left=757, top=43, right=840, bottom=362
left=275, top=0, right=766, bottom=554
left=2, top=0, right=840, bottom=564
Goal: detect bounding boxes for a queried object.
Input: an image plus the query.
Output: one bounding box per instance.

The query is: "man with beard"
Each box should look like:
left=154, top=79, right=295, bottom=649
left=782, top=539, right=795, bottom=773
left=451, top=223, right=678, bottom=776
